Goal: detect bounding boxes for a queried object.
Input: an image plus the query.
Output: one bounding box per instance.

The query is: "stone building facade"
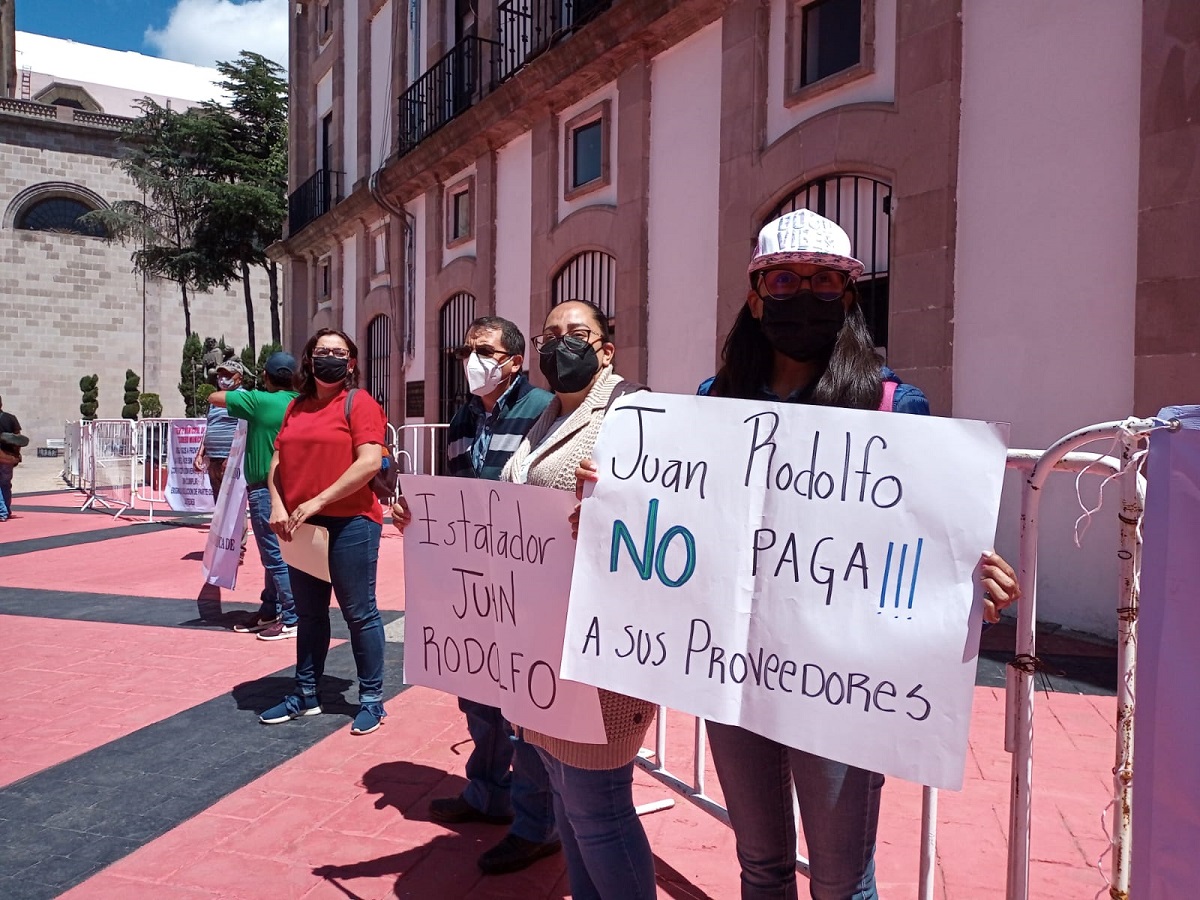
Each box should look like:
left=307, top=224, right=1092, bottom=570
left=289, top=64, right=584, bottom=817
left=0, top=28, right=276, bottom=443
left=274, top=0, right=1199, bottom=636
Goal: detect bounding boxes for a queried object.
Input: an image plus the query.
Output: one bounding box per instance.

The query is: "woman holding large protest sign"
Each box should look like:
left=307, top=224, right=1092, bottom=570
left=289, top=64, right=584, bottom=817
left=500, top=299, right=658, bottom=900
left=260, top=328, right=390, bottom=737
left=573, top=209, right=1021, bottom=899
left=697, top=210, right=1019, bottom=899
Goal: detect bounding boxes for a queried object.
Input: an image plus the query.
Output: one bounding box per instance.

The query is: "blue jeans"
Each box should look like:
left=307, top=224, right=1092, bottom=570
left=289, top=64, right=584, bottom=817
left=706, top=721, right=882, bottom=900
left=0, top=463, right=12, bottom=520
left=288, top=515, right=385, bottom=704
left=247, top=487, right=296, bottom=626
left=459, top=698, right=556, bottom=842
left=536, top=749, right=656, bottom=900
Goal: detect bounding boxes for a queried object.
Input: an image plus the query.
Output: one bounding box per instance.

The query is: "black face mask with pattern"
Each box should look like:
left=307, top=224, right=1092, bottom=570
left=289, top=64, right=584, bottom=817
left=759, top=293, right=846, bottom=362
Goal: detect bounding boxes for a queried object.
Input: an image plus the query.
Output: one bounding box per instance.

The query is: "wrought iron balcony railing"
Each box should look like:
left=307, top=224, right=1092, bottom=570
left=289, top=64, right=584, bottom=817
left=288, top=168, right=343, bottom=236
left=398, top=36, right=500, bottom=157
left=496, top=0, right=613, bottom=81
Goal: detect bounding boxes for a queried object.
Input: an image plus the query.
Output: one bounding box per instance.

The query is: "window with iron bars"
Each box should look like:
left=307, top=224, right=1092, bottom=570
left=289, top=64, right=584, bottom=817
left=768, top=174, right=891, bottom=351
left=366, top=314, right=392, bottom=419
left=552, top=250, right=616, bottom=337
left=438, top=291, right=477, bottom=459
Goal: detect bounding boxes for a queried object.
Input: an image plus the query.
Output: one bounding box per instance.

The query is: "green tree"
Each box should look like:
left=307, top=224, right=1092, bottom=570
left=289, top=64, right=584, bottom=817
left=140, top=393, right=163, bottom=418
left=83, top=100, right=233, bottom=340
left=194, top=52, right=289, bottom=347
left=179, top=333, right=205, bottom=417
left=122, top=370, right=141, bottom=420
left=240, top=345, right=257, bottom=388
left=256, top=342, right=284, bottom=383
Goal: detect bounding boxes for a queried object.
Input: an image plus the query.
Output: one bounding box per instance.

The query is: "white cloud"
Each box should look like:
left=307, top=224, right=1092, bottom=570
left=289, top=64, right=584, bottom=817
left=145, top=0, right=288, bottom=70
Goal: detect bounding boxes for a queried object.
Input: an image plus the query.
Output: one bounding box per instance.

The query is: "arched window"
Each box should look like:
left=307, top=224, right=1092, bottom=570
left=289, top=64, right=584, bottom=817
left=438, top=291, right=476, bottom=427
left=366, top=314, right=391, bottom=417
left=552, top=249, right=616, bottom=335
left=769, top=174, right=890, bottom=349
left=15, top=196, right=107, bottom=238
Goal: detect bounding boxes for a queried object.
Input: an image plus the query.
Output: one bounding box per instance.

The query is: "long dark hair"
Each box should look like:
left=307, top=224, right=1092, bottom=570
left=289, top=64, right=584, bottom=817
left=296, top=327, right=361, bottom=399
left=709, top=286, right=883, bottom=410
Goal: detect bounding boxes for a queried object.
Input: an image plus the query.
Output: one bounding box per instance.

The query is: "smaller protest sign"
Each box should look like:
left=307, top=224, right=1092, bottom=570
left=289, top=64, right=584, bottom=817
left=167, top=420, right=215, bottom=513
left=280, top=523, right=330, bottom=582
left=201, top=422, right=248, bottom=588
left=402, top=475, right=606, bottom=743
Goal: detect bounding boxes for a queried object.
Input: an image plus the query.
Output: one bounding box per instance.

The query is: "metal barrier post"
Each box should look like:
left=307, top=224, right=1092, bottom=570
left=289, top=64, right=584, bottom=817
left=1110, top=433, right=1142, bottom=896
left=919, top=787, right=938, bottom=900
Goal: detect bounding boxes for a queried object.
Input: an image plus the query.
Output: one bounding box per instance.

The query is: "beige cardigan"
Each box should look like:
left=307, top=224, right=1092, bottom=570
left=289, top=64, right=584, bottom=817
left=501, top=366, right=657, bottom=770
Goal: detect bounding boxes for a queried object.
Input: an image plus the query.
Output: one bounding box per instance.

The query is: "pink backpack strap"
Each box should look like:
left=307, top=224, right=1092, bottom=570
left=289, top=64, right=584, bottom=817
left=879, top=379, right=897, bottom=412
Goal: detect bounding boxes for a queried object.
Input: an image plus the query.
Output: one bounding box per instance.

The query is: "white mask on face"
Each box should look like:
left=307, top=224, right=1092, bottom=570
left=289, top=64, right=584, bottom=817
left=464, top=352, right=510, bottom=397
left=217, top=376, right=237, bottom=390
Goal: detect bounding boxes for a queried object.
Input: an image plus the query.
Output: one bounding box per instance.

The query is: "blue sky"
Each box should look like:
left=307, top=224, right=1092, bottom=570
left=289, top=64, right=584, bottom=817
left=17, top=1, right=171, bottom=54
left=15, top=0, right=288, bottom=68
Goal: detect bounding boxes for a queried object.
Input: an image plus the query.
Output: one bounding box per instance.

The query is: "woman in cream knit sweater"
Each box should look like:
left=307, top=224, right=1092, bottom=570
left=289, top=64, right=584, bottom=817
left=502, top=300, right=657, bottom=900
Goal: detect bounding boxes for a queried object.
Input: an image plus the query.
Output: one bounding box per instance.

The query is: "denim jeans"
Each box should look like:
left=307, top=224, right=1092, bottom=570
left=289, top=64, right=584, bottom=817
left=0, top=463, right=12, bottom=519
left=706, top=721, right=883, bottom=900
left=536, top=749, right=656, bottom=900
left=459, top=698, right=557, bottom=842
left=247, top=486, right=296, bottom=626
left=288, top=515, right=385, bottom=704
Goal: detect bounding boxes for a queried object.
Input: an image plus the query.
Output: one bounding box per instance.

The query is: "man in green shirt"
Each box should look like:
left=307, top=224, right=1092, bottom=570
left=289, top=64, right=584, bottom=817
left=208, top=352, right=300, bottom=641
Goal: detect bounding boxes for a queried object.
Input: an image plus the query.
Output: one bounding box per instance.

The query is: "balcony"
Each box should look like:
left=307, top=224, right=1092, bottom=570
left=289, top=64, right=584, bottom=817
left=398, top=36, right=500, bottom=157
left=398, top=0, right=613, bottom=156
left=288, top=168, right=343, bottom=236
left=496, top=0, right=613, bottom=80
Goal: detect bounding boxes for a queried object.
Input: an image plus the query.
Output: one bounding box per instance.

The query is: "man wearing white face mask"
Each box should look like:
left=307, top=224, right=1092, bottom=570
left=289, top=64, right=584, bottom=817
left=393, top=316, right=560, bottom=874
left=194, top=358, right=245, bottom=501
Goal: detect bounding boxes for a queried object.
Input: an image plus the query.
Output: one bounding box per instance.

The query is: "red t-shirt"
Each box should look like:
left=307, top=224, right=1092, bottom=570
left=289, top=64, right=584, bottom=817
left=274, top=389, right=386, bottom=523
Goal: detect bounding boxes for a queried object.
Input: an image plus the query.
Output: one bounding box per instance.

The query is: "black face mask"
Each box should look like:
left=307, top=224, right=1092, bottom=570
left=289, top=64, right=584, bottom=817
left=539, top=336, right=601, bottom=394
left=312, top=355, right=350, bottom=385
left=759, top=294, right=846, bottom=362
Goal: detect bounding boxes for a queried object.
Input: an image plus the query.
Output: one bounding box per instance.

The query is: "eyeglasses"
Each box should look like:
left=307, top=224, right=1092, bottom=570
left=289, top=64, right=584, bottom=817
left=532, top=327, right=600, bottom=353
left=312, top=347, right=351, bottom=359
left=756, top=268, right=850, bottom=302
left=452, top=344, right=512, bottom=362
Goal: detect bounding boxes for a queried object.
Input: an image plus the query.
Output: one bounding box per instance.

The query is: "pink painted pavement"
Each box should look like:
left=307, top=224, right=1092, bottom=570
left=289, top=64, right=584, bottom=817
left=5, top=489, right=1123, bottom=898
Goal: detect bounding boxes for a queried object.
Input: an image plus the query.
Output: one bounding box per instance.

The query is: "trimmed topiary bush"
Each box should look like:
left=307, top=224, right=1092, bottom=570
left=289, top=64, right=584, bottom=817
left=122, top=369, right=141, bottom=420
left=79, top=374, right=99, bottom=420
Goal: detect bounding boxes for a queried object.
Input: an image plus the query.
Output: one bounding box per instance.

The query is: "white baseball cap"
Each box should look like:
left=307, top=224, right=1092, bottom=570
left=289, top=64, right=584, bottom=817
left=748, top=209, right=865, bottom=279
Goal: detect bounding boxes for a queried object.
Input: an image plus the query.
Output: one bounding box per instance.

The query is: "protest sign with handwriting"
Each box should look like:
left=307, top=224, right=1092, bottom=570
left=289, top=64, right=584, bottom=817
left=561, top=394, right=1008, bottom=789
left=403, top=475, right=606, bottom=743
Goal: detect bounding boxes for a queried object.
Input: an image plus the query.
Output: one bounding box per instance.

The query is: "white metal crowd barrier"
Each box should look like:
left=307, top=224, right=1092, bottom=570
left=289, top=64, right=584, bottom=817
left=135, top=419, right=174, bottom=521
left=397, top=423, right=449, bottom=477
left=632, top=417, right=1174, bottom=900
left=79, top=419, right=135, bottom=517
left=62, top=421, right=83, bottom=488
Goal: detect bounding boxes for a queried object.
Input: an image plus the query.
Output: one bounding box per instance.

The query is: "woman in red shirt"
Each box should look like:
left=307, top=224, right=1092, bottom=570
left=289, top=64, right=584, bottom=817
left=261, top=328, right=389, bottom=735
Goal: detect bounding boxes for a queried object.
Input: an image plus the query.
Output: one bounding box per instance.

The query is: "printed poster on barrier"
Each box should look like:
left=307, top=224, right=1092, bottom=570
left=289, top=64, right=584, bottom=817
left=1131, top=405, right=1200, bottom=898
left=201, top=422, right=248, bottom=589
left=166, top=420, right=215, bottom=513
left=402, top=475, right=606, bottom=743
left=562, top=394, right=1008, bottom=789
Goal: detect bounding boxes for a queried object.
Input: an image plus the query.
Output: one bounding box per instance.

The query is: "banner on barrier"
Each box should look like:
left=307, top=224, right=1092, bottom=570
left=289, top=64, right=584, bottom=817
left=402, top=475, right=606, bottom=743
left=201, top=422, right=248, bottom=589
left=167, top=420, right=214, bottom=513
left=562, top=394, right=1008, bottom=789
left=1132, top=405, right=1200, bottom=898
